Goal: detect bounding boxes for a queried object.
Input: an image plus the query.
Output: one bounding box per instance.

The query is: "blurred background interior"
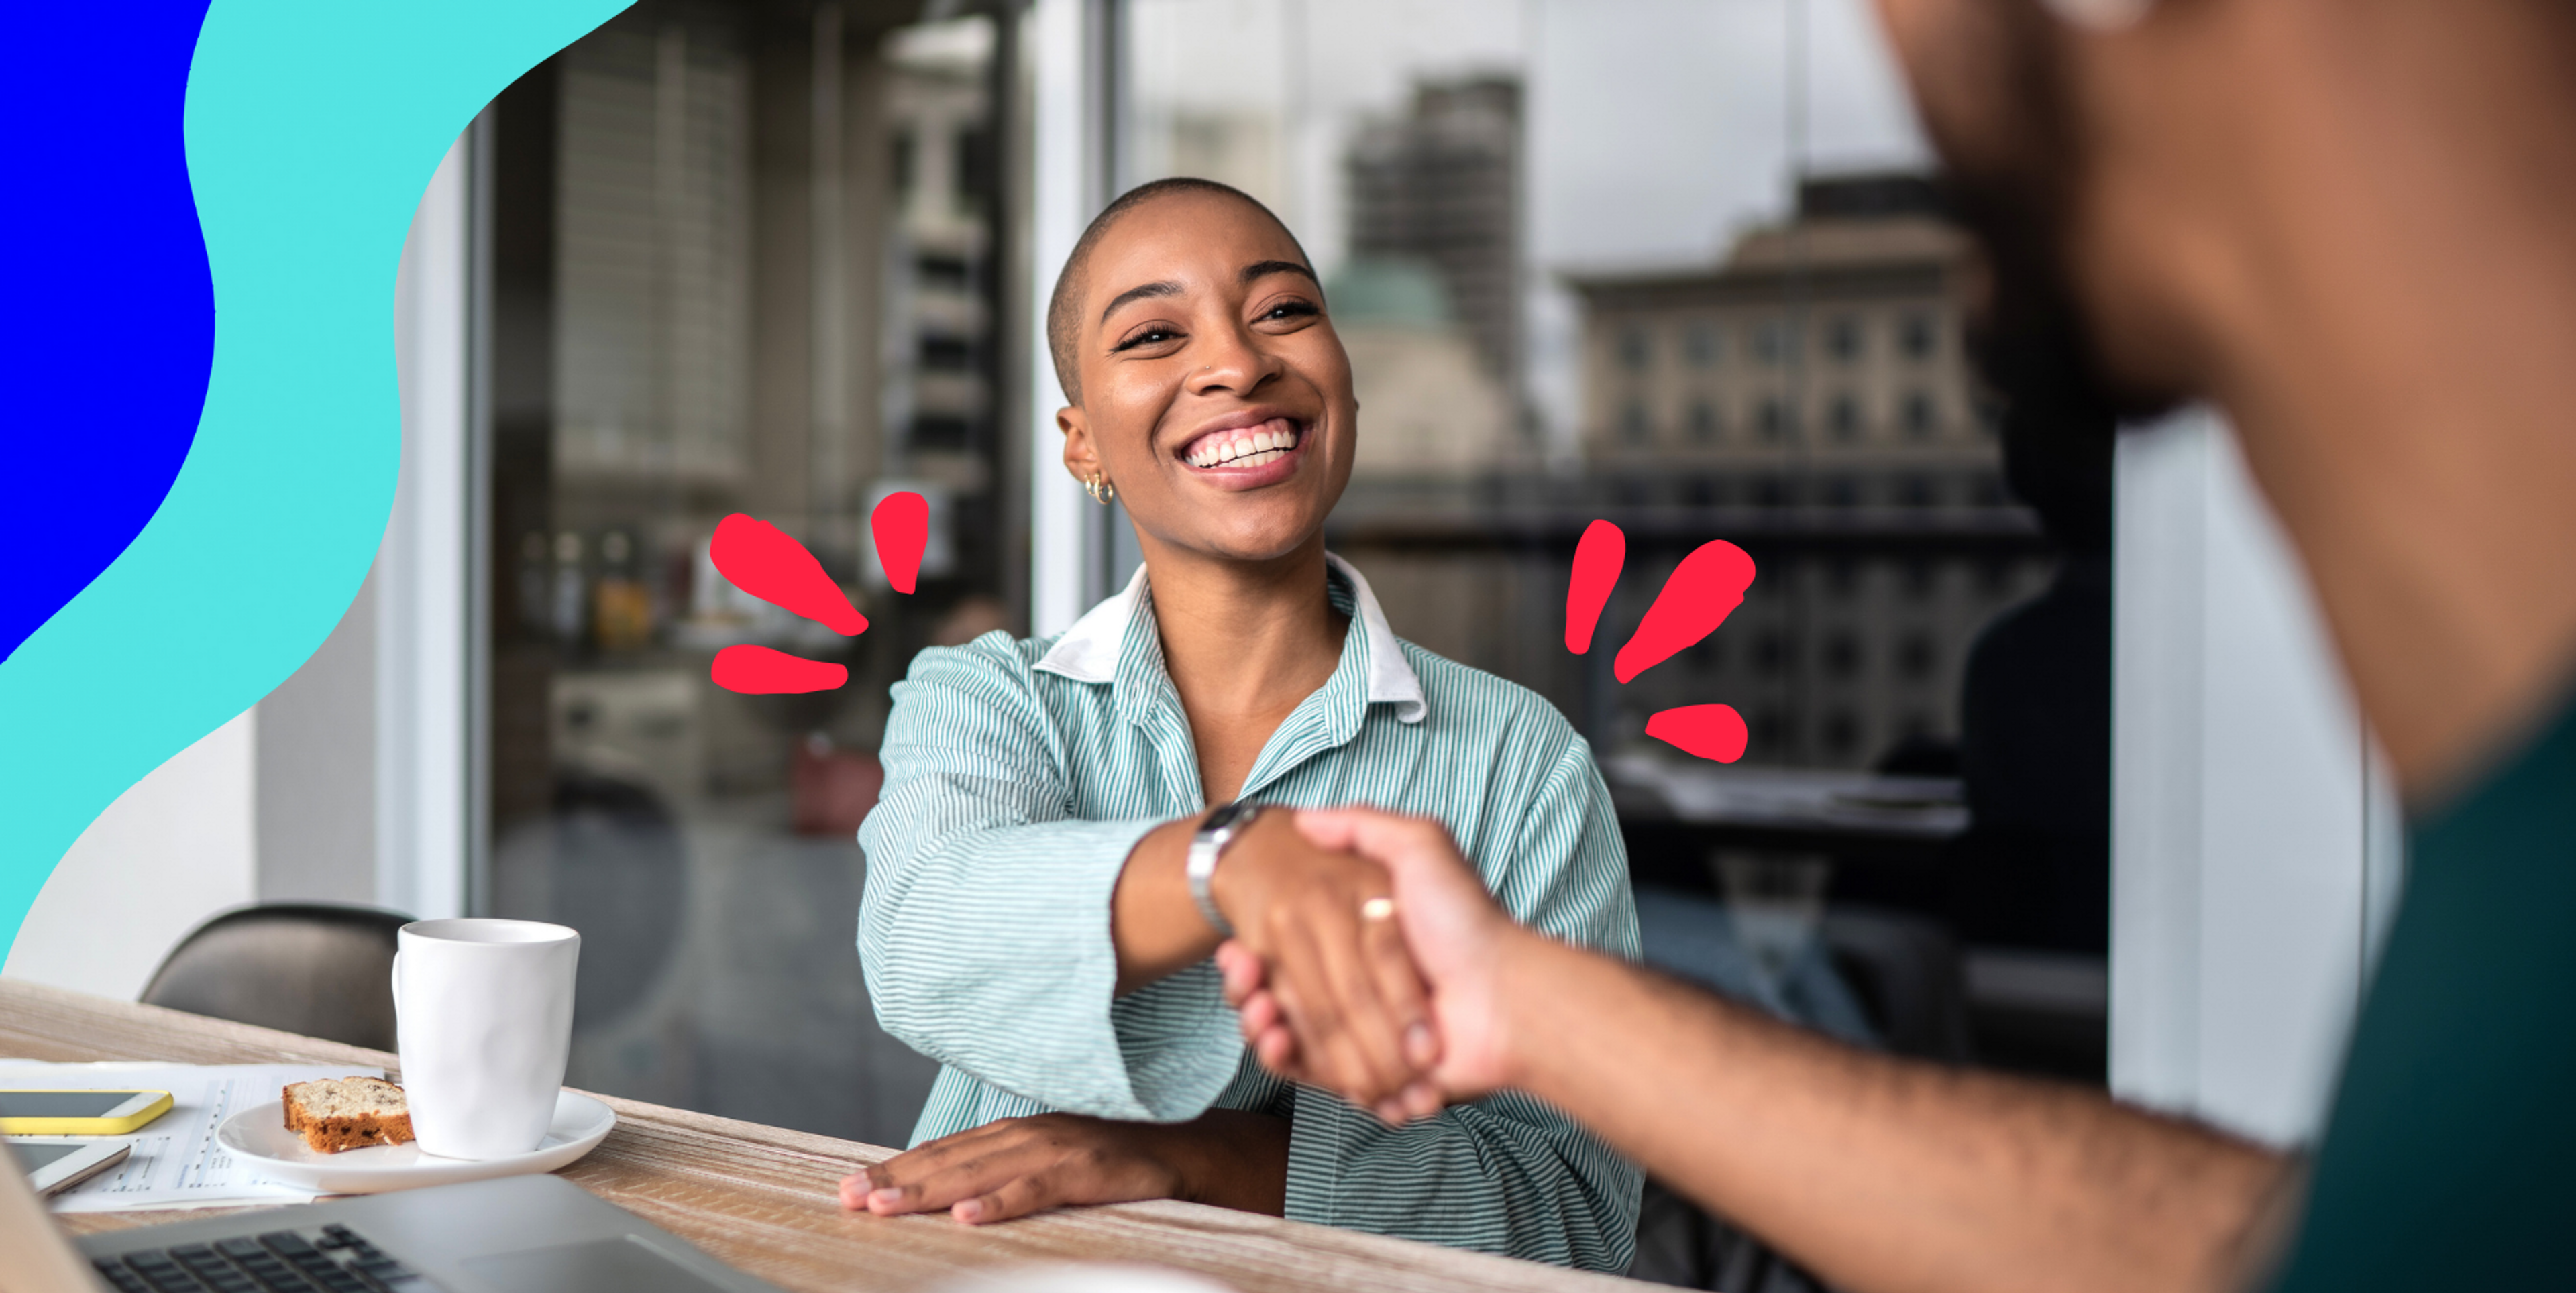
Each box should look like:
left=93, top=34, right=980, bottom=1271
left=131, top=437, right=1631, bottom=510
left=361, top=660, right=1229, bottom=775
left=9, top=2, right=2408, bottom=1288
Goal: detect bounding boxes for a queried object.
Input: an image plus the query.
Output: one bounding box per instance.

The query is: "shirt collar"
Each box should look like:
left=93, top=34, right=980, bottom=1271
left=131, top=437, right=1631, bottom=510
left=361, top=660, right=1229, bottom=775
left=1034, top=552, right=1427, bottom=725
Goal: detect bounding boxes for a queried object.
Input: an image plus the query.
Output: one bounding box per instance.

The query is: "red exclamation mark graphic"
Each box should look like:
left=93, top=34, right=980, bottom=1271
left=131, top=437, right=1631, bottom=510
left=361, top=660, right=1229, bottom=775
left=1613, top=540, right=1756, bottom=683
left=712, top=645, right=849, bottom=695
left=1559, top=524, right=1757, bottom=764
left=706, top=514, right=866, bottom=695
left=710, top=514, right=867, bottom=635
left=872, top=492, right=929, bottom=595
left=1565, top=520, right=1625, bottom=654
left=1644, top=705, right=1750, bottom=763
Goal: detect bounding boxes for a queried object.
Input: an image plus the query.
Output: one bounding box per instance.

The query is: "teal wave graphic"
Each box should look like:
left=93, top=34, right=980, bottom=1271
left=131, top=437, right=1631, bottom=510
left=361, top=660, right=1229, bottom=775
left=0, top=1, right=629, bottom=962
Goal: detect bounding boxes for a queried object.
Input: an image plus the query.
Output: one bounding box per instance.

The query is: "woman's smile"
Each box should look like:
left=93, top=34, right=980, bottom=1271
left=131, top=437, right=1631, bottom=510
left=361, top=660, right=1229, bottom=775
left=1173, top=410, right=1313, bottom=490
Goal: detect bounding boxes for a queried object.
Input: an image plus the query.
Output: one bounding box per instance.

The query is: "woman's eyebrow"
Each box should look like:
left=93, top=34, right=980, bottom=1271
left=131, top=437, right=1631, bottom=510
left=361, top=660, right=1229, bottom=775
left=1241, top=259, right=1316, bottom=286
left=1099, top=280, right=1183, bottom=325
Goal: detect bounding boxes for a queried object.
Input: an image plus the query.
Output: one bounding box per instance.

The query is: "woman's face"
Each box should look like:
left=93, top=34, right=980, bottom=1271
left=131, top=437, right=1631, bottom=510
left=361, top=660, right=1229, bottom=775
left=1059, top=191, right=1358, bottom=566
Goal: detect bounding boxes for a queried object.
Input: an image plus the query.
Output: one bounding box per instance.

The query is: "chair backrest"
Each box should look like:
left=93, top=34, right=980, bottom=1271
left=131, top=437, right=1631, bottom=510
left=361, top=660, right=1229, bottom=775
left=138, top=904, right=412, bottom=1052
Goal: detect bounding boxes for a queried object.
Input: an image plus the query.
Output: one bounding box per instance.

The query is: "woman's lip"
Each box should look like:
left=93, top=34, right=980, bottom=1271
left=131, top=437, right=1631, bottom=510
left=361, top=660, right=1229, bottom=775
left=1181, top=420, right=1313, bottom=490
left=1174, top=414, right=1305, bottom=463
left=1176, top=416, right=1306, bottom=468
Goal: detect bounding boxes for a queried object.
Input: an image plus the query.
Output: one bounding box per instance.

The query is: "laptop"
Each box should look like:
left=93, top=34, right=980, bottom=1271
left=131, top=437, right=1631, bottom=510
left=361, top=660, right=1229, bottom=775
left=1, top=1146, right=786, bottom=1293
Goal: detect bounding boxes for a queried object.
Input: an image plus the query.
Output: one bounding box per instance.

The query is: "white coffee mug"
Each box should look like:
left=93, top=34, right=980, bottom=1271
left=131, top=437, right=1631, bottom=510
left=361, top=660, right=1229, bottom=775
left=392, top=919, right=580, bottom=1160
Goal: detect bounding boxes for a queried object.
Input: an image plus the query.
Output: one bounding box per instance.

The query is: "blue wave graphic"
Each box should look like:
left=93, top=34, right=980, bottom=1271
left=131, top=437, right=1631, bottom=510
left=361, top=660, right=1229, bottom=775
left=1, top=0, right=631, bottom=962
left=0, top=0, right=215, bottom=662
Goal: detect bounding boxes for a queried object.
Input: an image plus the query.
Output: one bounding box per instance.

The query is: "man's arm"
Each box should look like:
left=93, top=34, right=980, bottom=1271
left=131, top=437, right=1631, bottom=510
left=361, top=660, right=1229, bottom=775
left=1234, top=808, right=2290, bottom=1293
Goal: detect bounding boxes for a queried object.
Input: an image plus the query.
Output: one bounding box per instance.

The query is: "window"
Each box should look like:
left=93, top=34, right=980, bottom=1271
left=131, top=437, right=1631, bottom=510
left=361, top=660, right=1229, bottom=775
left=1688, top=400, right=1719, bottom=443
left=1826, top=313, right=1862, bottom=361
left=1823, top=632, right=1862, bottom=679
left=1753, top=317, right=1791, bottom=364
left=1620, top=401, right=1652, bottom=444
left=1118, top=0, right=2104, bottom=1080
left=1822, top=710, right=1862, bottom=758
left=1685, top=321, right=1719, bottom=367
left=1898, top=632, right=1939, bottom=681
left=1619, top=323, right=1652, bottom=371
left=1829, top=393, right=1861, bottom=441
left=480, top=8, right=1013, bottom=1146
left=1757, top=397, right=1788, bottom=443
left=1900, top=309, right=1939, bottom=359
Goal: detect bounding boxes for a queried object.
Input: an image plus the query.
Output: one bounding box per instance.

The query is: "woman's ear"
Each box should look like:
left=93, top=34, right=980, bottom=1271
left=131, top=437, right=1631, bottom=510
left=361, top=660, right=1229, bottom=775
left=1059, top=404, right=1101, bottom=485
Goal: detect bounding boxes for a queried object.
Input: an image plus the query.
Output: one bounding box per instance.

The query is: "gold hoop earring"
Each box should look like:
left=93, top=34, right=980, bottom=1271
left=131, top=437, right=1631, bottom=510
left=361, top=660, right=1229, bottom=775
left=1085, top=474, right=1116, bottom=505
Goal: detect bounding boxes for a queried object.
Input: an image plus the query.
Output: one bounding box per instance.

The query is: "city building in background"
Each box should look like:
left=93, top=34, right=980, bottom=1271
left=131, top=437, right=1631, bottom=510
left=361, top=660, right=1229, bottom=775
left=1569, top=173, right=2043, bottom=769
left=1345, top=76, right=1524, bottom=402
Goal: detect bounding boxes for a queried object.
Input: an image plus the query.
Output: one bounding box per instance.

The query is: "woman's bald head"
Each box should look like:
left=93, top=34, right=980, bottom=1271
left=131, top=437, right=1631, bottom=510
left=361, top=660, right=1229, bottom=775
left=1046, top=178, right=1311, bottom=406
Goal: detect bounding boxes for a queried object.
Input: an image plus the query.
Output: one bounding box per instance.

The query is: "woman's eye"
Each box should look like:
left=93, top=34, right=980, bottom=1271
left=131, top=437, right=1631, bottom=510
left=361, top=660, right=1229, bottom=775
left=1113, top=326, right=1180, bottom=352
left=1263, top=300, right=1318, bottom=321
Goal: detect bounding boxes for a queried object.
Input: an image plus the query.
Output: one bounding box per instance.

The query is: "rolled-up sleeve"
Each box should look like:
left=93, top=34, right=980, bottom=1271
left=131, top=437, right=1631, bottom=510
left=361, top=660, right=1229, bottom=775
left=1284, top=736, right=1644, bottom=1272
left=857, top=640, right=1238, bottom=1122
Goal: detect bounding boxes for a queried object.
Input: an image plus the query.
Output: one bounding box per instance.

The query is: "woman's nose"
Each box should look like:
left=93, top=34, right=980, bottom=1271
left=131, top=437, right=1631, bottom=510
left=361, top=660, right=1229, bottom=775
left=1185, top=323, right=1280, bottom=396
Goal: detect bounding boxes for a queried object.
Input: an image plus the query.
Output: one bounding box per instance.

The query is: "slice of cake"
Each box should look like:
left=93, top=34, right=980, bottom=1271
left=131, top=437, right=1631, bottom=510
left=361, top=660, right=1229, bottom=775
left=281, top=1077, right=413, bottom=1154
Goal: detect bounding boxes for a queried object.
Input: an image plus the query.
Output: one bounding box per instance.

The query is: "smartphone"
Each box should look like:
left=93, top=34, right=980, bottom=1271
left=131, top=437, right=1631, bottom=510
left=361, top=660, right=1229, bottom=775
left=0, top=1090, right=174, bottom=1135
left=5, top=1137, right=133, bottom=1196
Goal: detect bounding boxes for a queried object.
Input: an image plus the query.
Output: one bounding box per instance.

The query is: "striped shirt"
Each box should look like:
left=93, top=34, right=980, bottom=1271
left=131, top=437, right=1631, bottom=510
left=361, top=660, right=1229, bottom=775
left=857, top=554, right=1642, bottom=1272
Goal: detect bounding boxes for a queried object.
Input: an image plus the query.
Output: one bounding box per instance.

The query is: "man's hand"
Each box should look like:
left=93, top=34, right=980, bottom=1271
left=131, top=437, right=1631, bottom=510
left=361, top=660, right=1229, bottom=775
left=1219, top=806, right=1532, bottom=1115
left=1204, top=809, right=1437, bottom=1117
left=837, top=1110, right=1289, bottom=1224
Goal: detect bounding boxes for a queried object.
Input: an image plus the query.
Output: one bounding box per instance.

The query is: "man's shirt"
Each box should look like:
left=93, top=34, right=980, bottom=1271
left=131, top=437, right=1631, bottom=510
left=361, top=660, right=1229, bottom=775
left=2272, top=688, right=2576, bottom=1288
left=857, top=555, right=1643, bottom=1272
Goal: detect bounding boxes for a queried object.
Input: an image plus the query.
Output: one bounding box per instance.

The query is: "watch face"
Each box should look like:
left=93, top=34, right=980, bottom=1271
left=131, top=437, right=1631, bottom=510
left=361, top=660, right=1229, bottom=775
left=1205, top=801, right=1258, bottom=832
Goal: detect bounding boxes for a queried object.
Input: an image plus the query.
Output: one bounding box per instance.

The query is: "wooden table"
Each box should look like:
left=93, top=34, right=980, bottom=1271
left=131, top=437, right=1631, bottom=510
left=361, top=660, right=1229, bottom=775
left=2, top=980, right=1633, bottom=1293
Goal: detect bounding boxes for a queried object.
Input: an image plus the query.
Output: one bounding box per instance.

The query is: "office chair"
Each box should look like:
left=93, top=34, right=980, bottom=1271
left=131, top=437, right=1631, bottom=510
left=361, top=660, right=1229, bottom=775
left=138, top=903, right=412, bottom=1052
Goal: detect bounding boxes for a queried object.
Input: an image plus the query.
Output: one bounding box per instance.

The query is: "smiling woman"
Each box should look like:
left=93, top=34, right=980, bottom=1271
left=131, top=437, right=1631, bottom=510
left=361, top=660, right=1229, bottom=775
left=849, top=179, right=1642, bottom=1270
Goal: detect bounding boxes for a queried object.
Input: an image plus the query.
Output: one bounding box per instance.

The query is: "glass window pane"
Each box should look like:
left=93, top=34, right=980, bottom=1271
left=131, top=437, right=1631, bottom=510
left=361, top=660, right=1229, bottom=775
left=480, top=3, right=1016, bottom=1148
left=1122, top=0, right=2111, bottom=1115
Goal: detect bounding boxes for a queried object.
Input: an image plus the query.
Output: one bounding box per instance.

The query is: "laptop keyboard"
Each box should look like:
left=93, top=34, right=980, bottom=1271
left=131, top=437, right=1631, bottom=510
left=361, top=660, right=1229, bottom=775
left=92, top=1223, right=439, bottom=1293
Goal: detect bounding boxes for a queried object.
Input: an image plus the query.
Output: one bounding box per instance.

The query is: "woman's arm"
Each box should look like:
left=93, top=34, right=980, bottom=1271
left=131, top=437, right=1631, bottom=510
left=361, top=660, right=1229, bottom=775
left=843, top=1109, right=1291, bottom=1223
left=860, top=640, right=1430, bottom=1121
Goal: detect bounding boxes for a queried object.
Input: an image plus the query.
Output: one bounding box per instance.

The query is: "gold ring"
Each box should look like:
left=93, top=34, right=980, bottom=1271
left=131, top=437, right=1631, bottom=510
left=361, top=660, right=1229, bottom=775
left=1360, top=897, right=1397, bottom=922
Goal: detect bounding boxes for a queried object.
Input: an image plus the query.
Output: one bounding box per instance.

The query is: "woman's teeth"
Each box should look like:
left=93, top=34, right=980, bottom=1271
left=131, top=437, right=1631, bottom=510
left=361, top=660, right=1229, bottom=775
left=1185, top=424, right=1301, bottom=469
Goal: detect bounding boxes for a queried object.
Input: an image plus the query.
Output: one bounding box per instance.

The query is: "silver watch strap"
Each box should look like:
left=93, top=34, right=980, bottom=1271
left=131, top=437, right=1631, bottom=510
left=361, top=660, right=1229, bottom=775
left=1187, top=802, right=1263, bottom=938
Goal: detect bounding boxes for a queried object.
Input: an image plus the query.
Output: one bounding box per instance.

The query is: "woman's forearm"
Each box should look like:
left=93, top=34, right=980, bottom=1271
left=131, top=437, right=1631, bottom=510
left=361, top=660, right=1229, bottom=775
left=1111, top=816, right=1222, bottom=993
left=1156, top=1109, right=1292, bottom=1215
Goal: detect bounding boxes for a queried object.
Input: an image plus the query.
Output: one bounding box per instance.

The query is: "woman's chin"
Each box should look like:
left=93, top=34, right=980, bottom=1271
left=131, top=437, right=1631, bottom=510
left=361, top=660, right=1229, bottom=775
left=1161, top=508, right=1332, bottom=567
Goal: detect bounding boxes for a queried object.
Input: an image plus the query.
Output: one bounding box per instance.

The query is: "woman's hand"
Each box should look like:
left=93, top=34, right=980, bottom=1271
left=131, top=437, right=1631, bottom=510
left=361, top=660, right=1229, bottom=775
left=1208, top=809, right=1440, bottom=1119
left=838, top=1110, right=1289, bottom=1223
left=1221, top=807, right=1530, bottom=1115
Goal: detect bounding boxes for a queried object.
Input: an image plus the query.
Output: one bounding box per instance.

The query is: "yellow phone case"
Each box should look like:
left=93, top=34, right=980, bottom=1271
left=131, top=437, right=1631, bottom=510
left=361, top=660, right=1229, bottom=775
left=0, top=1090, right=175, bottom=1135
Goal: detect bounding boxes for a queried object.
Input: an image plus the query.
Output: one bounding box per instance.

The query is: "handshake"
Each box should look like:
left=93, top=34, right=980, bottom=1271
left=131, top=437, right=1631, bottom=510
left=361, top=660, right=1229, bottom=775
left=1201, top=806, right=1531, bottom=1124
left=843, top=805, right=1580, bottom=1227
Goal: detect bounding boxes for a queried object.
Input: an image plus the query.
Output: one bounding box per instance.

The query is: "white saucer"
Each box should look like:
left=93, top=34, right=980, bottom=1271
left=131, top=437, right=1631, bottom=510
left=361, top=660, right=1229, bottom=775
left=216, top=1091, right=615, bottom=1194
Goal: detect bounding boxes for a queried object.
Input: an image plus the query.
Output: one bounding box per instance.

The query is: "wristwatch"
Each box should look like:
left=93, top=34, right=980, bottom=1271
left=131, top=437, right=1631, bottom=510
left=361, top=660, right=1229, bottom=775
left=1187, top=801, right=1265, bottom=938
